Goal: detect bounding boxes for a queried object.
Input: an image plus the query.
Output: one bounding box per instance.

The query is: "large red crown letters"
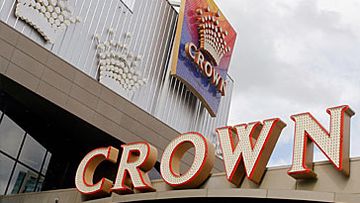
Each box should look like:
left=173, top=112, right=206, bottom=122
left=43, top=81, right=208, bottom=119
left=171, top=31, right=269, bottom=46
left=75, top=105, right=355, bottom=197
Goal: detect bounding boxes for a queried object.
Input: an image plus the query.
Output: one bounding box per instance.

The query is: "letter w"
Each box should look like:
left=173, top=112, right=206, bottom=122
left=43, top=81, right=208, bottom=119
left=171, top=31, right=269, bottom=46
left=216, top=119, right=286, bottom=185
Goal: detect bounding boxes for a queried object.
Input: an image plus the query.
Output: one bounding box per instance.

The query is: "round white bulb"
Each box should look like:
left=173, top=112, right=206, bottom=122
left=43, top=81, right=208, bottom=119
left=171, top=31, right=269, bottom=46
left=52, top=12, right=58, bottom=19
left=55, top=6, right=61, bottom=14
left=64, top=19, right=70, bottom=26
left=55, top=19, right=60, bottom=26
left=43, top=0, right=49, bottom=6
left=111, top=59, right=116, bottom=65
left=58, top=14, right=64, bottom=22
left=36, top=3, right=41, bottom=10
left=40, top=6, right=46, bottom=13
left=66, top=5, right=74, bottom=13
left=48, top=17, right=55, bottom=24
left=49, top=0, right=57, bottom=6
left=69, top=17, right=76, bottom=23
left=58, top=0, right=65, bottom=8
left=62, top=10, right=70, bottom=18
left=76, top=16, right=82, bottom=23
left=122, top=73, right=127, bottom=79
left=47, top=5, right=54, bottom=12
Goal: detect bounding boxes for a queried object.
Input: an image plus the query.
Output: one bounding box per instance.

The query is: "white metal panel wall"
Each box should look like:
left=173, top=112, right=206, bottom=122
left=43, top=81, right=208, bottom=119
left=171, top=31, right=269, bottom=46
left=122, top=0, right=136, bottom=11
left=0, top=0, right=234, bottom=148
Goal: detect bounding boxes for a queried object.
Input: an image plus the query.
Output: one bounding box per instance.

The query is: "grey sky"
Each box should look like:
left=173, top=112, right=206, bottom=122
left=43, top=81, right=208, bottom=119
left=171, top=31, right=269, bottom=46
left=215, top=0, right=360, bottom=166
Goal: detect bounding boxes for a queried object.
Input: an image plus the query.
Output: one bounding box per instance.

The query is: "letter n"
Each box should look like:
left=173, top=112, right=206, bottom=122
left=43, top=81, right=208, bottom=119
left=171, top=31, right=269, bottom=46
left=288, top=105, right=355, bottom=179
left=216, top=118, right=286, bottom=185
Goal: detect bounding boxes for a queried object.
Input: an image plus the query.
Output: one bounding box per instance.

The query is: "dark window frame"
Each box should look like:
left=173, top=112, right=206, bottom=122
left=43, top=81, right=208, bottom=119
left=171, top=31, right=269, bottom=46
left=0, top=110, right=50, bottom=195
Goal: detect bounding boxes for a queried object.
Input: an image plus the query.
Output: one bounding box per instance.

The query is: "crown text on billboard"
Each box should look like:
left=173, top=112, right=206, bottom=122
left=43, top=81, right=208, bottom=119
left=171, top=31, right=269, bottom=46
left=185, top=42, right=226, bottom=96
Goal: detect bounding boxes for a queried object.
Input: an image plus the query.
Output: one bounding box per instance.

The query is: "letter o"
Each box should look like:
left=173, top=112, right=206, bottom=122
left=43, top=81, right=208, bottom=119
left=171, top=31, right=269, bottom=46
left=203, top=61, right=213, bottom=78
left=160, top=132, right=215, bottom=189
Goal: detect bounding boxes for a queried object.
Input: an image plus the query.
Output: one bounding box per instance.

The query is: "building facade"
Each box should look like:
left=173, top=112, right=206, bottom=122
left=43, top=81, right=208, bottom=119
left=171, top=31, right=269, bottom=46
left=0, top=0, right=233, bottom=197
left=2, top=0, right=358, bottom=203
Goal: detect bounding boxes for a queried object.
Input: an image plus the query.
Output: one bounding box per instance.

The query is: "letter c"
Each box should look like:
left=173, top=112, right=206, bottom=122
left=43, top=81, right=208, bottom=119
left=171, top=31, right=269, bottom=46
left=75, top=147, right=119, bottom=196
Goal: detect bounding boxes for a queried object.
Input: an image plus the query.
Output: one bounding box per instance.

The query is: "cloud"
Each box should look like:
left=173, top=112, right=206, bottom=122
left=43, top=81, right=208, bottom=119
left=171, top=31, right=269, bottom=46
left=215, top=0, right=360, bottom=166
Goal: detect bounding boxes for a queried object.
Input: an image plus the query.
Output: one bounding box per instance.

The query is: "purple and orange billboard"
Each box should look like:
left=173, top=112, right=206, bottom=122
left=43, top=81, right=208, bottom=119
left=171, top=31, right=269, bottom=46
left=171, top=0, right=237, bottom=117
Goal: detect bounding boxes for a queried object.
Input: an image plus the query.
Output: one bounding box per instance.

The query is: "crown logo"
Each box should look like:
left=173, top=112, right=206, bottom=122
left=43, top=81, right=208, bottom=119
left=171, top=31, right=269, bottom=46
left=95, top=28, right=147, bottom=92
left=196, top=7, right=231, bottom=66
left=15, top=0, right=80, bottom=43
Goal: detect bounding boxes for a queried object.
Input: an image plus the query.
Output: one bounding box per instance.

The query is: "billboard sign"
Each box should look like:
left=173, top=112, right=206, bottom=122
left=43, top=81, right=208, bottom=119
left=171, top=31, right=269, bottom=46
left=171, top=0, right=237, bottom=117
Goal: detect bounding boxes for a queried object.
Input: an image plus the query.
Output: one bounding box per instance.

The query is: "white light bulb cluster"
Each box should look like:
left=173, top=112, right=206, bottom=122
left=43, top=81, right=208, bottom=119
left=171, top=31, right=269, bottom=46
left=95, top=28, right=146, bottom=92
left=196, top=7, right=230, bottom=66
left=15, top=0, right=80, bottom=43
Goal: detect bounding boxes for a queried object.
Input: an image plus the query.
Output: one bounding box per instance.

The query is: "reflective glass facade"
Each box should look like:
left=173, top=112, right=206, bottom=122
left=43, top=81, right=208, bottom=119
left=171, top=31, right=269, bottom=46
left=0, top=111, right=51, bottom=195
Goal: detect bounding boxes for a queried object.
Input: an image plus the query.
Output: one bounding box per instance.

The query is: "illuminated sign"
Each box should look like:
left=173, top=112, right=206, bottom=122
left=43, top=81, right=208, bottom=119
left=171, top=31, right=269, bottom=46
left=170, top=0, right=237, bottom=117
left=75, top=105, right=354, bottom=197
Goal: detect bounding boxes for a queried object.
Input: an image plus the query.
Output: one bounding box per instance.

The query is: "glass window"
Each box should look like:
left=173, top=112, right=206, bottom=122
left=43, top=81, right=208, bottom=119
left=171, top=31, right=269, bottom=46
left=34, top=176, right=45, bottom=192
left=0, top=153, right=15, bottom=195
left=0, top=115, right=25, bottom=157
left=19, top=136, right=46, bottom=172
left=7, top=164, right=39, bottom=195
left=41, top=152, right=52, bottom=176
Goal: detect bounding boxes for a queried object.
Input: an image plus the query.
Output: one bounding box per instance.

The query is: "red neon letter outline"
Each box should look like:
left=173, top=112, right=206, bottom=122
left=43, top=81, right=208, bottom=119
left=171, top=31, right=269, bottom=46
left=75, top=146, right=119, bottom=196
left=288, top=105, right=355, bottom=179
left=216, top=118, right=286, bottom=185
left=160, top=132, right=215, bottom=189
left=112, top=142, right=157, bottom=194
